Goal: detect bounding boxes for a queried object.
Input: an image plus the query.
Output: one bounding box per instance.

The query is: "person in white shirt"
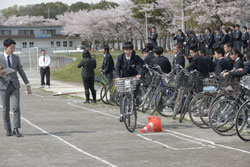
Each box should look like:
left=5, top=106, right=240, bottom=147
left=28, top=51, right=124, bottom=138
left=38, top=49, right=51, bottom=88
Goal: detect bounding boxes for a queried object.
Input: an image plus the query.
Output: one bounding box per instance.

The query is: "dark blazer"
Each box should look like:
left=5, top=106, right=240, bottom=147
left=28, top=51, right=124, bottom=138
left=77, top=57, right=96, bottom=78
left=233, top=58, right=244, bottom=70
left=219, top=33, right=229, bottom=47
left=152, top=55, right=172, bottom=73
left=173, top=34, right=186, bottom=48
left=149, top=32, right=158, bottom=48
left=115, top=53, right=143, bottom=78
left=215, top=58, right=228, bottom=76
left=101, top=53, right=114, bottom=75
left=172, top=52, right=185, bottom=69
left=242, top=31, right=250, bottom=48
left=229, top=61, right=250, bottom=77
left=187, top=55, right=209, bottom=77
left=214, top=32, right=223, bottom=48
left=204, top=56, right=215, bottom=72
left=144, top=51, right=155, bottom=65
left=204, top=33, right=214, bottom=48
left=225, top=53, right=234, bottom=70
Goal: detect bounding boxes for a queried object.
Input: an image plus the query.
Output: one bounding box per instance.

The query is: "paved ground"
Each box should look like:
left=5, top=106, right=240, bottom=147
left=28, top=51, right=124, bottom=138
left=0, top=71, right=249, bottom=167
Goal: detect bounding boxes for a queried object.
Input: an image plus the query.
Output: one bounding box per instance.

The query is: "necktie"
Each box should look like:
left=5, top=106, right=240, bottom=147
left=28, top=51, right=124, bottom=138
left=43, top=56, right=45, bottom=62
left=7, top=56, right=11, bottom=68
left=127, top=59, right=130, bottom=64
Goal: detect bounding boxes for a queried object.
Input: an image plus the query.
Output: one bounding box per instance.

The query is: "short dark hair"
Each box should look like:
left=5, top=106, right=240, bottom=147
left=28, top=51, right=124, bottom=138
left=173, top=44, right=181, bottom=50
left=214, top=47, right=225, bottom=56
left=82, top=50, right=91, bottom=58
left=152, top=26, right=156, bottom=30
left=224, top=43, right=232, bottom=48
left=231, top=48, right=243, bottom=59
left=198, top=48, right=206, bottom=55
left=205, top=27, right=211, bottom=33
left=177, top=29, right=182, bottom=33
left=123, top=42, right=134, bottom=50
left=142, top=48, right=150, bottom=53
left=41, top=49, right=46, bottom=52
left=101, top=45, right=109, bottom=53
left=153, top=47, right=163, bottom=55
left=145, top=43, right=154, bottom=51
left=235, top=24, right=240, bottom=28
left=190, top=46, right=198, bottom=52
left=243, top=26, right=247, bottom=30
left=4, top=38, right=16, bottom=47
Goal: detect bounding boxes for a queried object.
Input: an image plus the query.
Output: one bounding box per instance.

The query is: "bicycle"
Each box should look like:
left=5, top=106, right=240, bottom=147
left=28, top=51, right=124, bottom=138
left=115, top=77, right=138, bottom=133
left=235, top=75, right=250, bottom=141
left=95, top=72, right=109, bottom=103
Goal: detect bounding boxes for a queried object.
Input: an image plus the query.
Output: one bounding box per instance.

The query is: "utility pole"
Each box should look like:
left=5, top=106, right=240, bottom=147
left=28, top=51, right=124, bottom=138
left=45, top=8, right=50, bottom=19
left=91, top=1, right=93, bottom=11
left=181, top=0, right=186, bottom=33
left=145, top=0, right=148, bottom=43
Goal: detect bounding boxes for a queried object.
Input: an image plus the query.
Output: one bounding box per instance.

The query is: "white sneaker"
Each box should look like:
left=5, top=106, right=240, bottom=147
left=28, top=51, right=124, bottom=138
left=40, top=85, right=44, bottom=88
left=46, top=86, right=50, bottom=89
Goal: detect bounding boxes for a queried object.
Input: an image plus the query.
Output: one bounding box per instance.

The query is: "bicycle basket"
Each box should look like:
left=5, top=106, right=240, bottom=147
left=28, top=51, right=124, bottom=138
left=240, top=75, right=250, bottom=91
left=221, top=78, right=240, bottom=97
left=114, top=77, right=138, bottom=93
left=162, top=72, right=176, bottom=87
left=176, top=69, right=193, bottom=89
left=203, top=77, right=219, bottom=92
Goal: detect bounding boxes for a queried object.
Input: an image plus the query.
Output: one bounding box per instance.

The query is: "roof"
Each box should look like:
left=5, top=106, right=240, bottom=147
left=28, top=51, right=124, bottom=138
left=0, top=25, right=63, bottom=28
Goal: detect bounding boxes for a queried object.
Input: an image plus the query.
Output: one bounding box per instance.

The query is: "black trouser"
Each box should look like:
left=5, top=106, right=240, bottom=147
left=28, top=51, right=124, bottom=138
left=82, top=77, right=96, bottom=101
left=40, top=67, right=50, bottom=86
left=105, top=72, right=113, bottom=83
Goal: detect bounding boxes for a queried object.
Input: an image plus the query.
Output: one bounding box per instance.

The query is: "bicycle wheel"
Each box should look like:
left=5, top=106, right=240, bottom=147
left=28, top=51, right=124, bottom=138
left=173, top=89, right=185, bottom=119
left=198, top=93, right=216, bottom=127
left=179, top=93, right=192, bottom=123
left=188, top=92, right=209, bottom=128
left=106, top=83, right=116, bottom=105
left=209, top=98, right=238, bottom=136
left=100, top=84, right=109, bottom=104
left=155, top=86, right=176, bottom=117
left=142, top=89, right=155, bottom=113
left=94, top=80, right=105, bottom=101
left=122, top=94, right=137, bottom=133
left=236, top=101, right=250, bottom=141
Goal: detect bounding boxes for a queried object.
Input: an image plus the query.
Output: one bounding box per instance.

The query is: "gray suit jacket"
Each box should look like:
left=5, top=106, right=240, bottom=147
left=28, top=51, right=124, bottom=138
left=0, top=54, right=29, bottom=90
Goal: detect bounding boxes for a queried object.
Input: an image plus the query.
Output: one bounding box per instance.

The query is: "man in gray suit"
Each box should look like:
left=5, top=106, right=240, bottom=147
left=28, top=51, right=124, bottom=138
left=0, top=38, right=32, bottom=137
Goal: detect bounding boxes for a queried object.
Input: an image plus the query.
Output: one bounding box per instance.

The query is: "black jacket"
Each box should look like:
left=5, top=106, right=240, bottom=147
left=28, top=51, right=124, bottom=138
left=78, top=57, right=96, bottom=78
left=233, top=58, right=244, bottom=70
left=187, top=55, right=209, bottom=77
left=185, top=36, right=198, bottom=48
left=225, top=53, right=234, bottom=70
left=172, top=52, right=185, bottom=69
left=215, top=58, right=228, bottom=76
left=144, top=51, right=155, bottom=65
left=214, top=32, right=223, bottom=48
left=173, top=34, right=186, bottom=48
left=219, top=33, right=229, bottom=46
left=242, top=31, right=250, bottom=48
left=149, top=32, right=158, bottom=48
left=115, top=53, right=143, bottom=78
left=233, top=30, right=242, bottom=41
left=152, top=55, right=172, bottom=73
left=204, top=33, right=214, bottom=48
left=204, top=56, right=215, bottom=72
left=229, top=61, right=250, bottom=77
left=101, top=53, right=114, bottom=75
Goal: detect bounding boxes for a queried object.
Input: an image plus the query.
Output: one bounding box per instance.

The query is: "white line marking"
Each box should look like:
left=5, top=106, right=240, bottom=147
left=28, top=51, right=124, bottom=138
left=68, top=103, right=250, bottom=155
left=32, top=94, right=44, bottom=98
left=0, top=105, right=117, bottom=167
left=136, top=134, right=206, bottom=151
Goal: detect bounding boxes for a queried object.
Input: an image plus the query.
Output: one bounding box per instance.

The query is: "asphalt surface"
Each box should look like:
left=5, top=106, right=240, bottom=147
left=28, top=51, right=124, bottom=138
left=0, top=71, right=250, bottom=167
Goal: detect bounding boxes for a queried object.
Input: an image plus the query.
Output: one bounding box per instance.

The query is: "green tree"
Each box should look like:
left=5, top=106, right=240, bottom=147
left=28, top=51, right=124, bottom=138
left=69, top=2, right=91, bottom=12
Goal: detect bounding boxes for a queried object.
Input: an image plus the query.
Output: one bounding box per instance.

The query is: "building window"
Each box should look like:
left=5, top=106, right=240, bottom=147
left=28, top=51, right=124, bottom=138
left=56, top=41, right=61, bottom=47
left=41, top=29, right=56, bottom=35
left=29, top=42, right=34, bottom=48
left=63, top=41, right=67, bottom=47
left=22, top=42, right=27, bottom=48
left=0, top=30, right=11, bottom=36
left=51, top=41, right=54, bottom=47
left=18, top=30, right=34, bottom=36
left=69, top=41, right=73, bottom=47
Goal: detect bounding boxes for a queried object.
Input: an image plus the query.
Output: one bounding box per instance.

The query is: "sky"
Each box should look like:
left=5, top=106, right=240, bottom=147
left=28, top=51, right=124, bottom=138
left=0, top=0, right=125, bottom=10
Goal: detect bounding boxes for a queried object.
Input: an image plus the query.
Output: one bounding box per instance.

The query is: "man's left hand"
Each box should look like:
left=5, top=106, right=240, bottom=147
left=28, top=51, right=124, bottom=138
left=136, top=75, right=141, bottom=80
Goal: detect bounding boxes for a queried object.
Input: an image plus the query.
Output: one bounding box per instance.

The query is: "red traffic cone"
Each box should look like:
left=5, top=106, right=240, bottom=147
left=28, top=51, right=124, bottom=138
left=141, top=116, right=163, bottom=133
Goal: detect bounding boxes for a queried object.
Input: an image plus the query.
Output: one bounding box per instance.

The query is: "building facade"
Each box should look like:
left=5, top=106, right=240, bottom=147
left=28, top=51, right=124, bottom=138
left=0, top=25, right=82, bottom=53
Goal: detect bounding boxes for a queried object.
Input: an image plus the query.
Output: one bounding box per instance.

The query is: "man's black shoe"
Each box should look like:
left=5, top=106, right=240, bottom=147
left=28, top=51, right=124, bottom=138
left=13, top=128, right=22, bottom=137
left=83, top=100, right=90, bottom=104
left=6, top=130, right=12, bottom=136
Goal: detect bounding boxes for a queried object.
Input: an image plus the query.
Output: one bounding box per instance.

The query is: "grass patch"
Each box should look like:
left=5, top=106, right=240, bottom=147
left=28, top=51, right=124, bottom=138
left=51, top=50, right=173, bottom=83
